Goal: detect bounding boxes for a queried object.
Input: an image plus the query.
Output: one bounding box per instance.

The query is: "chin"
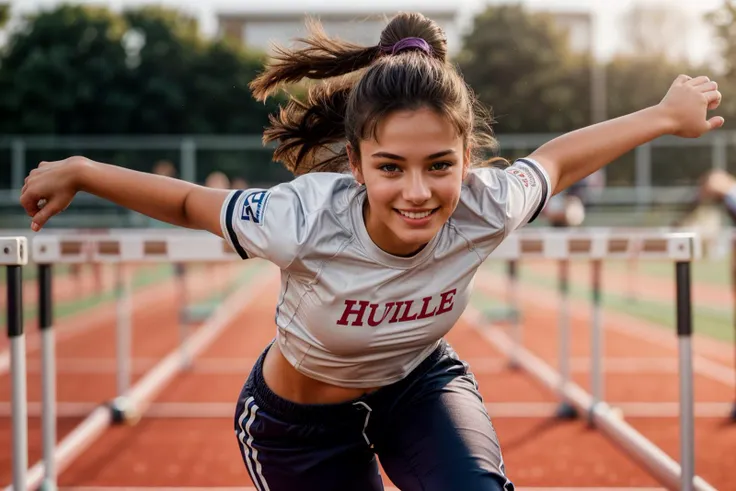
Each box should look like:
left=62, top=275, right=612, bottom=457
left=393, top=228, right=440, bottom=251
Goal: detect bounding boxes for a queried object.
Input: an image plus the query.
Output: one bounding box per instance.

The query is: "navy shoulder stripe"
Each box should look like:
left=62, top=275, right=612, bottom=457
left=225, top=190, right=249, bottom=260
left=516, top=158, right=549, bottom=224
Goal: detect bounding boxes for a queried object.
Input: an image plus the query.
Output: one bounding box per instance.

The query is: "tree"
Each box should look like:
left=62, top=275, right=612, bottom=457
left=0, top=4, right=9, bottom=29
left=0, top=5, right=291, bottom=184
left=455, top=5, right=591, bottom=137
left=0, top=5, right=283, bottom=136
left=0, top=5, right=134, bottom=134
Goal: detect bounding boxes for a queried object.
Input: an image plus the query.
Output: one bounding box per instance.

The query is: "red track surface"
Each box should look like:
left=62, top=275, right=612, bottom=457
left=1, top=260, right=734, bottom=489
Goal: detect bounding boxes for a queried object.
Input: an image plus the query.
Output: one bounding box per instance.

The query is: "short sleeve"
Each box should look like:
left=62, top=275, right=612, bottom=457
left=220, top=184, right=307, bottom=269
left=458, top=157, right=552, bottom=239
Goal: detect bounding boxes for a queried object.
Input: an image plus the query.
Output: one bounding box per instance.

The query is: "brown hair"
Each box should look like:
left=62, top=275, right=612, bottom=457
left=250, top=12, right=502, bottom=176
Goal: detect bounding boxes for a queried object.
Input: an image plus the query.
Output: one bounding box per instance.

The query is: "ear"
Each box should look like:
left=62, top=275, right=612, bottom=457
left=462, top=146, right=472, bottom=180
left=347, top=143, right=364, bottom=185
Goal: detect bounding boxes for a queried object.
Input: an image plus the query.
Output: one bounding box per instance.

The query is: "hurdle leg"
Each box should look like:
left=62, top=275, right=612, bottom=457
left=2, top=237, right=29, bottom=491
left=175, top=262, right=192, bottom=369
left=115, top=263, right=132, bottom=397
left=589, top=259, right=604, bottom=425
left=507, top=260, right=521, bottom=370
left=556, top=259, right=577, bottom=419
left=39, top=263, right=57, bottom=491
left=675, top=261, right=695, bottom=491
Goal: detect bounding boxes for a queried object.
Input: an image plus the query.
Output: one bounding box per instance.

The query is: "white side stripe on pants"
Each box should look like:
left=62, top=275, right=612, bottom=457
left=237, top=397, right=271, bottom=491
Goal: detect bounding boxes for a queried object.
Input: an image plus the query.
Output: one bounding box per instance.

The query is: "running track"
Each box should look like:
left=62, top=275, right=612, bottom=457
left=1, top=260, right=734, bottom=489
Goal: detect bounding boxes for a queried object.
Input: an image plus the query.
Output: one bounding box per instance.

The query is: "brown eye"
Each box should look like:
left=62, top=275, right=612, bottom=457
left=379, top=164, right=401, bottom=173
left=430, top=161, right=453, bottom=171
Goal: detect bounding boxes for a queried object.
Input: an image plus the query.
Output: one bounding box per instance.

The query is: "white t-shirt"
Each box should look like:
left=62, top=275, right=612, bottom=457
left=221, top=158, right=551, bottom=388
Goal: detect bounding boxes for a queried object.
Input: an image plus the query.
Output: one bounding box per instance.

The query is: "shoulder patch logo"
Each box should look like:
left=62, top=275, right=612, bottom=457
left=240, top=190, right=271, bottom=225
left=507, top=165, right=537, bottom=188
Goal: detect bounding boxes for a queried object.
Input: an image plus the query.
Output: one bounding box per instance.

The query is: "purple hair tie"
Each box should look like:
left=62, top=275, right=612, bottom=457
left=381, top=37, right=432, bottom=56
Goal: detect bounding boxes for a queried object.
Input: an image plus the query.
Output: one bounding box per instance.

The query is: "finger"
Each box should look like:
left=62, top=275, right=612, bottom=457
left=676, top=74, right=693, bottom=84
left=686, top=75, right=710, bottom=87
left=19, top=191, right=42, bottom=217
left=697, top=81, right=718, bottom=92
left=705, top=90, right=722, bottom=110
left=31, top=200, right=62, bottom=232
left=707, top=116, right=725, bottom=131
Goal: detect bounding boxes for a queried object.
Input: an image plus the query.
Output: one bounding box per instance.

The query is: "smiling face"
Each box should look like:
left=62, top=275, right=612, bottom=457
left=349, top=107, right=470, bottom=257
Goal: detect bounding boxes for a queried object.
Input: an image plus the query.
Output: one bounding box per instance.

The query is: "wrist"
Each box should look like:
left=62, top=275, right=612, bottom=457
left=70, top=156, right=96, bottom=193
left=649, top=104, right=679, bottom=136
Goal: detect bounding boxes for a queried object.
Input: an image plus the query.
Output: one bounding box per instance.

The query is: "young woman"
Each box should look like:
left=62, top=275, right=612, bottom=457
left=19, top=12, right=723, bottom=491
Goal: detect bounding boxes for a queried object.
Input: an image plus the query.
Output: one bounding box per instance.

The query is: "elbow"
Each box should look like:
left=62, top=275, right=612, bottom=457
left=179, top=188, right=195, bottom=228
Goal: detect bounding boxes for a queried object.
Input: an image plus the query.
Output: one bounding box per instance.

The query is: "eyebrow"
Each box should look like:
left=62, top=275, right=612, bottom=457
left=371, top=149, right=456, bottom=161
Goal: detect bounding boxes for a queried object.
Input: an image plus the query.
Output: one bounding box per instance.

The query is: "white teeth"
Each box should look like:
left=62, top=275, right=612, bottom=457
left=399, top=209, right=433, bottom=219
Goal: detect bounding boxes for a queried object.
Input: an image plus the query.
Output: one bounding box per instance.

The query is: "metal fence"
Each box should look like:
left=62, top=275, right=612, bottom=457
left=2, top=131, right=736, bottom=210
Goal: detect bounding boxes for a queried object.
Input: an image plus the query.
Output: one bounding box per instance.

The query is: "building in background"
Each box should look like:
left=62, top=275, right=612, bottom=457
left=215, top=4, right=594, bottom=57
left=216, top=7, right=461, bottom=55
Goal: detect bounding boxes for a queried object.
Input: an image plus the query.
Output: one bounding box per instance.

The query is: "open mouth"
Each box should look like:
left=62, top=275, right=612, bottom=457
left=395, top=208, right=439, bottom=220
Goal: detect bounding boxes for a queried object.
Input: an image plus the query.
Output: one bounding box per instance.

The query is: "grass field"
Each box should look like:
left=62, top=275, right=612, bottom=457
left=0, top=264, right=174, bottom=329
left=605, top=257, right=732, bottom=287
left=481, top=257, right=735, bottom=342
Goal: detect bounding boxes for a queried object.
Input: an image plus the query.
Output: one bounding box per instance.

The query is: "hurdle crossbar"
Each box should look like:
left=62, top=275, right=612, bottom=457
left=489, top=229, right=700, bottom=260
left=32, top=230, right=240, bottom=264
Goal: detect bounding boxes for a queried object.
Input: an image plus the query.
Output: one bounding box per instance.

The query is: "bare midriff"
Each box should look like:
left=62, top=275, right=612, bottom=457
left=262, top=342, right=380, bottom=405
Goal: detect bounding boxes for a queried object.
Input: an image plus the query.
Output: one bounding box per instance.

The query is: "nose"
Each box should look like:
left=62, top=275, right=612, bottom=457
left=403, top=172, right=432, bottom=204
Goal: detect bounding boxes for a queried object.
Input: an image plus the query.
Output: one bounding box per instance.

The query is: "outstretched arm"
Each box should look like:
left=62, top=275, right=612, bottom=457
left=20, top=158, right=230, bottom=235
left=529, top=75, right=724, bottom=196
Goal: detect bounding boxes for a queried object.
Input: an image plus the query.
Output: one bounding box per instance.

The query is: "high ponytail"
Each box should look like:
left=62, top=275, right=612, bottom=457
left=252, top=12, right=500, bottom=176
left=262, top=77, right=353, bottom=175
left=249, top=19, right=380, bottom=102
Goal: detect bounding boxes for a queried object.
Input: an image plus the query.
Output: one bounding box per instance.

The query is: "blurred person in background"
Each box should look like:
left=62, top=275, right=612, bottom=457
left=541, top=170, right=604, bottom=228
left=698, top=169, right=736, bottom=223
left=205, top=171, right=230, bottom=190
left=231, top=176, right=250, bottom=190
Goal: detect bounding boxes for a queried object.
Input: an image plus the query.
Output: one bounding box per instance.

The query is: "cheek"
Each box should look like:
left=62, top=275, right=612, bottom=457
left=365, top=182, right=398, bottom=211
left=437, top=180, right=463, bottom=208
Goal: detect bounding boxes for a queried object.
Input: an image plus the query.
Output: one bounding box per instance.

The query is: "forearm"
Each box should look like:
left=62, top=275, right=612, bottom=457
left=530, top=106, right=674, bottom=195
left=78, top=160, right=204, bottom=228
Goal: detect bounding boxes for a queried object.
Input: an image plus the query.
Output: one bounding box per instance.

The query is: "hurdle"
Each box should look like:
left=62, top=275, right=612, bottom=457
left=3, top=230, right=267, bottom=491
left=479, top=229, right=711, bottom=491
left=1, top=237, right=29, bottom=491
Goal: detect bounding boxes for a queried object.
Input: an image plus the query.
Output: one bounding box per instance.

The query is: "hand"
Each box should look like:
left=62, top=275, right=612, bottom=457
left=657, top=75, right=724, bottom=138
left=20, top=156, right=89, bottom=231
left=698, top=169, right=736, bottom=201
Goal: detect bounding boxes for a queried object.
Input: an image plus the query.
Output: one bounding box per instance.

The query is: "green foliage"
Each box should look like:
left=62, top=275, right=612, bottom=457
left=456, top=5, right=591, bottom=134
left=0, top=4, right=292, bottom=183
left=0, top=5, right=132, bottom=134
left=0, top=5, right=283, bottom=135
left=0, top=4, right=10, bottom=29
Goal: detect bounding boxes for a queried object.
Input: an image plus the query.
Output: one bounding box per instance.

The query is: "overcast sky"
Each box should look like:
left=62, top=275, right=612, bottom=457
left=3, top=0, right=726, bottom=62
